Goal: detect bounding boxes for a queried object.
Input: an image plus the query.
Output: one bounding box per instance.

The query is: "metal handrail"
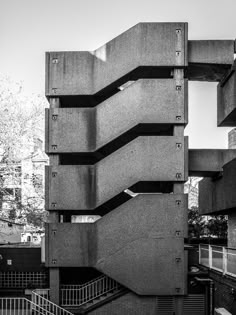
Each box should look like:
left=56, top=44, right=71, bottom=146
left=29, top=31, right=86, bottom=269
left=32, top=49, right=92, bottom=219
left=32, top=289, right=74, bottom=315
left=61, top=274, right=104, bottom=289
left=199, top=243, right=236, bottom=277
left=0, top=297, right=55, bottom=315
left=61, top=275, right=122, bottom=307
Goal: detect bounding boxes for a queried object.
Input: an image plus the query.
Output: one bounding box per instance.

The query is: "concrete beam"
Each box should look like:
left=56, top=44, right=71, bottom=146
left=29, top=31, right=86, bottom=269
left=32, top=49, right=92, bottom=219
left=46, top=194, right=187, bottom=295
left=46, top=136, right=188, bottom=210
left=46, top=23, right=188, bottom=97
left=46, top=79, right=188, bottom=153
left=189, top=149, right=236, bottom=176
left=217, top=61, right=236, bottom=126
left=188, top=40, right=234, bottom=65
left=188, top=40, right=234, bottom=81
left=199, top=159, right=236, bottom=214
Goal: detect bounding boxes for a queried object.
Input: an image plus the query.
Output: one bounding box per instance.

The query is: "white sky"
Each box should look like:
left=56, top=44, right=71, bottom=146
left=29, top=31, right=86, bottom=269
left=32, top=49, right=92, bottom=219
left=1, top=0, right=236, bottom=148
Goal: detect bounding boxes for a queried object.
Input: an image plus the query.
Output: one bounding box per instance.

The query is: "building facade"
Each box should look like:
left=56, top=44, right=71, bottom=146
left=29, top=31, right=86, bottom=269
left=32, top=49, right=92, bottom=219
left=44, top=23, right=236, bottom=314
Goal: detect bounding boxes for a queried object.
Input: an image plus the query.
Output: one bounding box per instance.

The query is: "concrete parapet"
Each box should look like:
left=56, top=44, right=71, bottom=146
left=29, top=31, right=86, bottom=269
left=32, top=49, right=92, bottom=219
left=46, top=136, right=188, bottom=210
left=46, top=79, right=188, bottom=153
left=45, top=194, right=187, bottom=295
left=46, top=23, right=188, bottom=97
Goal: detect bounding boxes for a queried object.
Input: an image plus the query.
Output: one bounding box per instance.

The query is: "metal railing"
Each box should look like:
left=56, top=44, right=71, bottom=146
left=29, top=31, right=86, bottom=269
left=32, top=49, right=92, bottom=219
left=61, top=275, right=121, bottom=307
left=32, top=289, right=74, bottom=315
left=0, top=297, right=55, bottom=315
left=0, top=271, right=48, bottom=288
left=199, top=244, right=236, bottom=277
left=61, top=275, right=104, bottom=289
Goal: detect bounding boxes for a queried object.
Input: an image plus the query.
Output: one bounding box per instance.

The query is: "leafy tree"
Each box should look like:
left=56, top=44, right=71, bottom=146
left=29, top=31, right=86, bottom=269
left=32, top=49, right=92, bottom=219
left=186, top=178, right=228, bottom=239
left=207, top=215, right=228, bottom=238
left=188, top=206, right=206, bottom=238
left=0, top=75, right=48, bottom=228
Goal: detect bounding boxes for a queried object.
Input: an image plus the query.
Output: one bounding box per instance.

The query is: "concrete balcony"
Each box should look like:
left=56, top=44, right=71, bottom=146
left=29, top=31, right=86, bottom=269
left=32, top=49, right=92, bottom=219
left=46, top=23, right=188, bottom=98
left=199, top=159, right=236, bottom=214
left=46, top=79, right=187, bottom=153
left=45, top=136, right=188, bottom=210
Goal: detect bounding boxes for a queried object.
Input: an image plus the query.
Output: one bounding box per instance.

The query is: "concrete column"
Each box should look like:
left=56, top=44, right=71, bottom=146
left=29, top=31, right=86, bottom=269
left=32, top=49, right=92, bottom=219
left=49, top=268, right=60, bottom=305
left=227, top=211, right=236, bottom=248
left=175, top=296, right=184, bottom=315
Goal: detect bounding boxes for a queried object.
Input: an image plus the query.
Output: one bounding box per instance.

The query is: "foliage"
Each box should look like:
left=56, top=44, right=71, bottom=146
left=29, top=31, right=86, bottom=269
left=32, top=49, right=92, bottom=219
left=0, top=76, right=48, bottom=228
left=188, top=206, right=206, bottom=238
left=207, top=215, right=228, bottom=238
left=188, top=206, right=228, bottom=239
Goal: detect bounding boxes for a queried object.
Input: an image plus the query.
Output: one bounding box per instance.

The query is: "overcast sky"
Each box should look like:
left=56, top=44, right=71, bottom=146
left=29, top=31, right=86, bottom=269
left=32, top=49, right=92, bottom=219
left=1, top=0, right=236, bottom=148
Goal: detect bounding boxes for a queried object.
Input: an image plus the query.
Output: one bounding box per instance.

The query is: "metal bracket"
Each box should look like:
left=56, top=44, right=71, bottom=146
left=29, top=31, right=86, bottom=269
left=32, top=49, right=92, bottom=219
left=175, top=28, right=182, bottom=65
left=176, top=143, right=182, bottom=150
left=176, top=173, right=182, bottom=180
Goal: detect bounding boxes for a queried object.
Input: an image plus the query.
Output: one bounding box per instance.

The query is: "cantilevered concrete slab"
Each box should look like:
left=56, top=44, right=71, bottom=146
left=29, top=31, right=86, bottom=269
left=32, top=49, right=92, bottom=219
left=46, top=136, right=188, bottom=210
left=46, top=23, right=188, bottom=97
left=189, top=149, right=236, bottom=176
left=217, top=61, right=236, bottom=126
left=46, top=194, right=187, bottom=295
left=188, top=40, right=234, bottom=81
left=46, top=79, right=187, bottom=153
left=199, top=159, right=236, bottom=214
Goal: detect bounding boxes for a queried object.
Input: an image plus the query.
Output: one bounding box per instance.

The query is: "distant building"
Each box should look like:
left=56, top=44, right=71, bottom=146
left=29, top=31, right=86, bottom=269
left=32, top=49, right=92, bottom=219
left=0, top=218, right=25, bottom=244
left=0, top=138, right=48, bottom=223
left=228, top=128, right=236, bottom=149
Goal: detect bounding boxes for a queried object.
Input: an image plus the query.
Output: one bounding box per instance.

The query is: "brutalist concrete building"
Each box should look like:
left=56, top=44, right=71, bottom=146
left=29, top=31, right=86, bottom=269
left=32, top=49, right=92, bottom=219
left=44, top=23, right=236, bottom=314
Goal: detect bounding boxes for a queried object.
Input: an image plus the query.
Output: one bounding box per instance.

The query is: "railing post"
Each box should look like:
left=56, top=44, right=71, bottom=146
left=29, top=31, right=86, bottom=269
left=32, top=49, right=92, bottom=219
left=223, top=246, right=227, bottom=275
left=209, top=245, right=212, bottom=269
left=199, top=244, right=201, bottom=265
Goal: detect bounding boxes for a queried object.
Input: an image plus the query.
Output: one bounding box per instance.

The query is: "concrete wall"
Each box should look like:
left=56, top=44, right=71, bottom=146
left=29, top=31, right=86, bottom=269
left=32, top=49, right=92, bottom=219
left=199, top=159, right=236, bottom=215
left=217, top=63, right=236, bottom=127
left=46, top=79, right=188, bottom=153
left=89, top=293, right=206, bottom=315
left=46, top=194, right=187, bottom=295
left=0, top=247, right=43, bottom=272
left=46, top=23, right=188, bottom=96
left=46, top=137, right=188, bottom=210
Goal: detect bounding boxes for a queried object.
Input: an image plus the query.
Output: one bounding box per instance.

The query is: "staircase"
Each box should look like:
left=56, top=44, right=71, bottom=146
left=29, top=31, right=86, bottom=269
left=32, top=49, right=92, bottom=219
left=32, top=289, right=74, bottom=315
left=60, top=275, right=127, bottom=314
left=0, top=296, right=56, bottom=315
